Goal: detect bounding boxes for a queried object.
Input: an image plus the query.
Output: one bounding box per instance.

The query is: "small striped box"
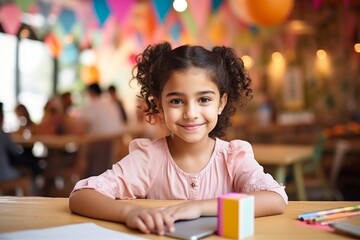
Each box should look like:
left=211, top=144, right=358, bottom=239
left=217, top=193, right=254, bottom=239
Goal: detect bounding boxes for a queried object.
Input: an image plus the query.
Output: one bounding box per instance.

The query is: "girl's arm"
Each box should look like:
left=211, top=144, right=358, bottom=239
left=69, top=189, right=134, bottom=223
left=251, top=191, right=287, bottom=217
left=162, top=191, right=285, bottom=219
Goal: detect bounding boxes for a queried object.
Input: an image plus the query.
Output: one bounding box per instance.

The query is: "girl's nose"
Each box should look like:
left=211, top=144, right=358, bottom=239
left=183, top=103, right=198, bottom=120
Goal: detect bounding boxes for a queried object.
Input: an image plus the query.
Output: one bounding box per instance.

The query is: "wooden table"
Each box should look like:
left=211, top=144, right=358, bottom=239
left=252, top=144, right=313, bottom=201
left=0, top=197, right=358, bottom=239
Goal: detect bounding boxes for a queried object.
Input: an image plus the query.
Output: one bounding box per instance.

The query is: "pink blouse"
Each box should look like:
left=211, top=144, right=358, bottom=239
left=71, top=137, right=288, bottom=203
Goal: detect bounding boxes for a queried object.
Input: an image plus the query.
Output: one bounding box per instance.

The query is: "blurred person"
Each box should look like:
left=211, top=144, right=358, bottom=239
left=61, top=91, right=73, bottom=115
left=0, top=102, right=22, bottom=181
left=12, top=103, right=42, bottom=177
left=82, top=83, right=124, bottom=135
left=1, top=102, right=42, bottom=182
left=35, top=95, right=66, bottom=135
left=107, top=85, right=128, bottom=124
left=14, top=103, right=36, bottom=136
left=60, top=91, right=88, bottom=135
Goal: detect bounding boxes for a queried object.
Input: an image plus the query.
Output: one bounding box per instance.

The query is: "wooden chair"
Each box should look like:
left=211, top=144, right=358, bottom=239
left=0, top=175, right=32, bottom=196
left=303, top=138, right=350, bottom=200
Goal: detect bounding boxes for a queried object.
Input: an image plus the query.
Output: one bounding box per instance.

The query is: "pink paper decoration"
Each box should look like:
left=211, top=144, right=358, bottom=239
left=187, top=0, right=211, bottom=30
left=0, top=3, right=22, bottom=35
left=75, top=0, right=99, bottom=46
left=106, top=0, right=135, bottom=25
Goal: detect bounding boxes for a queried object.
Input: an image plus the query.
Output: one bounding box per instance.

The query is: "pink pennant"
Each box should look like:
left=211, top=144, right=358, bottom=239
left=0, top=3, right=22, bottom=35
left=187, top=0, right=211, bottom=30
left=75, top=0, right=98, bottom=45
left=101, top=16, right=118, bottom=48
left=106, top=0, right=135, bottom=25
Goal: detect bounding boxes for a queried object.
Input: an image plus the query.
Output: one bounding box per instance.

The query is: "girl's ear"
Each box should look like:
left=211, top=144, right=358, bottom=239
left=218, top=93, right=228, bottom=115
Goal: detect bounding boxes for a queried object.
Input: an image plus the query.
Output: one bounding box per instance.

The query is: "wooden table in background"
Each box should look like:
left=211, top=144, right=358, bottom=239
left=11, top=134, right=125, bottom=196
left=252, top=144, right=313, bottom=201
left=0, top=197, right=358, bottom=239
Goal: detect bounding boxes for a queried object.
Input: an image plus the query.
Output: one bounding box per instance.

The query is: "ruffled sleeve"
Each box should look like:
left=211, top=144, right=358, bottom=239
left=70, top=138, right=162, bottom=199
left=226, top=140, right=288, bottom=204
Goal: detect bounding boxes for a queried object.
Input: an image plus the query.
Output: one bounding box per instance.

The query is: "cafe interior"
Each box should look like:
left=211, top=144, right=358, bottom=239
left=0, top=0, right=359, bottom=201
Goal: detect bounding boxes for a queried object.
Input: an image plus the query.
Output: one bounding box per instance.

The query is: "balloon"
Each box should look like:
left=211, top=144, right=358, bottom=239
left=229, top=0, right=294, bottom=26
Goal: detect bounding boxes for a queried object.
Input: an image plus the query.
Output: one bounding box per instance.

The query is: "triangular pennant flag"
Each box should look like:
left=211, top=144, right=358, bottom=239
left=152, top=0, right=172, bottom=23
left=93, top=0, right=111, bottom=27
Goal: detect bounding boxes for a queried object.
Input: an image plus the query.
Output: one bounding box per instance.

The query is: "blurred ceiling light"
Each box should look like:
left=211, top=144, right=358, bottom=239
left=241, top=55, right=253, bottom=69
left=32, top=141, right=48, bottom=158
left=316, top=49, right=327, bottom=60
left=173, top=0, right=188, bottom=12
left=354, top=43, right=360, bottom=53
left=283, top=20, right=314, bottom=35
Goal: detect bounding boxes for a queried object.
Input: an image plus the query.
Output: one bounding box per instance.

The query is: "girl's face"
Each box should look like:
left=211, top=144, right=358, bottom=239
left=159, top=67, right=227, bottom=143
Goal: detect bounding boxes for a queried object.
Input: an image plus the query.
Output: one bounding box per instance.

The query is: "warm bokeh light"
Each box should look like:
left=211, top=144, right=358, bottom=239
left=272, top=51, right=284, bottom=62
left=64, top=34, right=74, bottom=44
left=173, top=0, right=188, bottom=12
left=267, top=51, right=286, bottom=98
left=354, top=43, right=360, bottom=53
left=241, top=55, right=253, bottom=69
left=316, top=49, right=327, bottom=60
left=315, top=49, right=331, bottom=78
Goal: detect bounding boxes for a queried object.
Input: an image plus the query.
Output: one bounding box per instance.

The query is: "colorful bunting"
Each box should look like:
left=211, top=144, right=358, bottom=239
left=0, top=3, right=22, bottom=35
left=212, top=0, right=222, bottom=12
left=93, top=0, right=111, bottom=27
left=37, top=0, right=52, bottom=18
left=15, top=0, right=35, bottom=12
left=170, top=20, right=181, bottom=42
left=187, top=0, right=211, bottom=31
left=59, top=8, right=76, bottom=34
left=107, top=0, right=135, bottom=24
left=152, top=0, right=172, bottom=23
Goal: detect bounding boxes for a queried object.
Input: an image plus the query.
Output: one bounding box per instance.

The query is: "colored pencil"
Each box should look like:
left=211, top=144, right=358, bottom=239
left=306, top=210, right=360, bottom=224
left=318, top=216, right=358, bottom=226
left=298, top=205, right=360, bottom=221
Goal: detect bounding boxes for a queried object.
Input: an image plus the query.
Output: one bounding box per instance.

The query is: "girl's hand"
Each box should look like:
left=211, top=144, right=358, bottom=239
left=125, top=206, right=175, bottom=235
left=161, top=201, right=203, bottom=221
left=125, top=200, right=215, bottom=235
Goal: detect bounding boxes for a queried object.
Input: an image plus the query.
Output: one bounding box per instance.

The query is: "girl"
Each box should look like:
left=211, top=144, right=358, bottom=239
left=69, top=42, right=287, bottom=236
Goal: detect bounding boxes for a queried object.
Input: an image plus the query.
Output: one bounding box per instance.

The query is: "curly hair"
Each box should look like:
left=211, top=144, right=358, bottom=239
left=132, top=42, right=252, bottom=138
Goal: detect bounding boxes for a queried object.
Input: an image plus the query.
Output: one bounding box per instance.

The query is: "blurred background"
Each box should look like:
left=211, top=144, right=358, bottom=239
left=0, top=0, right=359, bottom=200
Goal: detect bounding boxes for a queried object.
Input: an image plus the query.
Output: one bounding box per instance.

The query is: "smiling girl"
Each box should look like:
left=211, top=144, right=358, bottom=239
left=69, top=42, right=287, bottom=235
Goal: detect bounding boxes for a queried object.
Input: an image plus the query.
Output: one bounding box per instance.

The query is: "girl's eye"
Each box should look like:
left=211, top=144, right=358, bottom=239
left=170, top=99, right=183, bottom=104
left=199, top=97, right=211, bottom=103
